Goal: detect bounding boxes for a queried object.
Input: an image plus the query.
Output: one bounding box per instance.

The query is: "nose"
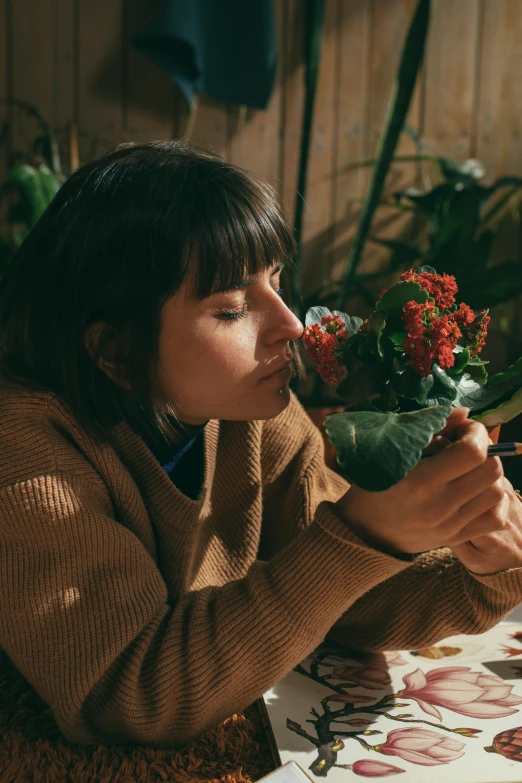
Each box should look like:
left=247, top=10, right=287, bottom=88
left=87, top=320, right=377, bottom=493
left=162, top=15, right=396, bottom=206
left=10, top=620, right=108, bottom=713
left=264, top=291, right=303, bottom=344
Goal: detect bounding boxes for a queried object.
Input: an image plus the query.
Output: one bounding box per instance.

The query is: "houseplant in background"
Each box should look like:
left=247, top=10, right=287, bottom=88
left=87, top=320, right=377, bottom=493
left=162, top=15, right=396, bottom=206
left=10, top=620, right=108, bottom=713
left=293, top=0, right=522, bottom=493
left=294, top=0, right=522, bottom=391
left=303, top=266, right=522, bottom=491
left=0, top=99, right=63, bottom=277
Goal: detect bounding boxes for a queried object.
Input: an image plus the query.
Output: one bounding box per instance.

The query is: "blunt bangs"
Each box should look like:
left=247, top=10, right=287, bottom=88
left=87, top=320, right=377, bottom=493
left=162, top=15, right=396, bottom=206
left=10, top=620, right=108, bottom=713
left=182, top=168, right=296, bottom=300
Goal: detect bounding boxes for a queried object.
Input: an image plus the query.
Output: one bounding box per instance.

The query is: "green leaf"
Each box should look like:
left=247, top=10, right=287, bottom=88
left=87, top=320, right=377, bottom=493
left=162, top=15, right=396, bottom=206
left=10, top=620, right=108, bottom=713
left=447, top=348, right=470, bottom=376
left=392, top=369, right=434, bottom=404
left=305, top=306, right=332, bottom=326
left=365, top=311, right=387, bottom=358
left=465, top=362, right=488, bottom=386
left=35, top=161, right=61, bottom=205
left=336, top=364, right=376, bottom=407
left=431, top=363, right=457, bottom=401
left=10, top=162, right=48, bottom=227
left=375, top=280, right=429, bottom=312
left=473, top=387, right=522, bottom=426
left=389, top=330, right=406, bottom=347
left=324, top=405, right=451, bottom=492
left=487, top=357, right=522, bottom=388
left=452, top=368, right=522, bottom=412
left=416, top=264, right=437, bottom=274
left=453, top=374, right=485, bottom=407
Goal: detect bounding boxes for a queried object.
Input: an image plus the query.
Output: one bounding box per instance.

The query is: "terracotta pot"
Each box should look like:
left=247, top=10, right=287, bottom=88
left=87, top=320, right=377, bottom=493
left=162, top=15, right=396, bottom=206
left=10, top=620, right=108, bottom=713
left=487, top=425, right=501, bottom=445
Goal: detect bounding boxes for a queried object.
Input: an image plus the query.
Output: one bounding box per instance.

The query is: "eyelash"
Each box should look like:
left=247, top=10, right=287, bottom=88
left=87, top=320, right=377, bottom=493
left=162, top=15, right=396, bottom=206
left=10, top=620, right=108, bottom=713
left=217, top=287, right=285, bottom=322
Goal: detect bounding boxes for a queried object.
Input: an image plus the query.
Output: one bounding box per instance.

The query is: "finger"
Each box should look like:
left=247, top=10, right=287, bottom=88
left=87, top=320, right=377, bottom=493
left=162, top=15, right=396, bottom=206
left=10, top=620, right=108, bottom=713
left=443, top=456, right=504, bottom=514
left=448, top=493, right=509, bottom=547
left=437, top=407, right=470, bottom=437
left=423, top=435, right=452, bottom=456
left=414, top=418, right=490, bottom=486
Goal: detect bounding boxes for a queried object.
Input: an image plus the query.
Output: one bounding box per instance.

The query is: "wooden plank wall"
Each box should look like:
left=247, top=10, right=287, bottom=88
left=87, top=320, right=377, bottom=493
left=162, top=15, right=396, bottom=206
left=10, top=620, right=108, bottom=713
left=1, top=0, right=522, bottom=318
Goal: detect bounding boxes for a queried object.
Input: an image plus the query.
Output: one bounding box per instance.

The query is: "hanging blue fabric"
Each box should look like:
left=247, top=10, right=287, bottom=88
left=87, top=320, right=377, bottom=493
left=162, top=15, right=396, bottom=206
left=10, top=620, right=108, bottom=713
left=133, top=0, right=277, bottom=110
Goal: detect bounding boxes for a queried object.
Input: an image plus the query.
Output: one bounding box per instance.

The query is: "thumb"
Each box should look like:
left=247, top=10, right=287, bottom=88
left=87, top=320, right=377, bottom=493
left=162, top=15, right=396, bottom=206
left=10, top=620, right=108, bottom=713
left=437, top=406, right=470, bottom=437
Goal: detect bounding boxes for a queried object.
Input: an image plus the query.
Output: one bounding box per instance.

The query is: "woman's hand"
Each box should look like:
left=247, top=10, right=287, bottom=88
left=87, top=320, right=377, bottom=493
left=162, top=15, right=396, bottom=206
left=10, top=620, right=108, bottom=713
left=451, top=480, right=522, bottom=574
left=334, top=407, right=509, bottom=556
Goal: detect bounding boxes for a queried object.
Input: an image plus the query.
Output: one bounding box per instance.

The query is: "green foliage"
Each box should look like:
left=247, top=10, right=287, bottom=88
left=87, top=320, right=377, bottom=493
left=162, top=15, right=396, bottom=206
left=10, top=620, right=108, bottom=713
left=0, top=158, right=61, bottom=277
left=392, top=160, right=522, bottom=309
left=306, top=271, right=522, bottom=490
left=375, top=280, right=428, bottom=312
left=325, top=405, right=451, bottom=492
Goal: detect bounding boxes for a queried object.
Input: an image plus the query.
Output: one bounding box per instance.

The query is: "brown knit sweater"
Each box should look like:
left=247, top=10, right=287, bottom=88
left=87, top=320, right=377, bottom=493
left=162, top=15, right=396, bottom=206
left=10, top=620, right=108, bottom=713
left=1, top=382, right=522, bottom=749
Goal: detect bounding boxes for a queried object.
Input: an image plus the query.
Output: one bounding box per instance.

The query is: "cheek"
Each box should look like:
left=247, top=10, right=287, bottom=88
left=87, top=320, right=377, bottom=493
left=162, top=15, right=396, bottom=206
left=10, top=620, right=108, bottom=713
left=163, top=322, right=257, bottom=384
left=196, top=327, right=256, bottom=380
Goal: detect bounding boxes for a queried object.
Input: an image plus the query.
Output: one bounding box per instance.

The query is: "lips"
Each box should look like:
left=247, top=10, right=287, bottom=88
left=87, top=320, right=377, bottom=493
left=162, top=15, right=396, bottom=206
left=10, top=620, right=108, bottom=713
left=261, top=359, right=292, bottom=380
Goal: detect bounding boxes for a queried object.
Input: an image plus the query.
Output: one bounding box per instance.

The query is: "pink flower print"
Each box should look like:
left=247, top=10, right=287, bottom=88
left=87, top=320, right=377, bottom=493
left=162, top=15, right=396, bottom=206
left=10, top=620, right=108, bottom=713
left=382, top=652, right=408, bottom=667
left=398, top=666, right=522, bottom=721
left=379, top=727, right=465, bottom=766
left=351, top=759, right=405, bottom=777
left=332, top=664, right=392, bottom=690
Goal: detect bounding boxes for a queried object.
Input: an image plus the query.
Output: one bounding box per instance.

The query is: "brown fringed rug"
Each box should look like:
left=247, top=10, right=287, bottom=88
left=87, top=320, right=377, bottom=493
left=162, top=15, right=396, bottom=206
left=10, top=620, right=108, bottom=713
left=0, top=662, right=277, bottom=783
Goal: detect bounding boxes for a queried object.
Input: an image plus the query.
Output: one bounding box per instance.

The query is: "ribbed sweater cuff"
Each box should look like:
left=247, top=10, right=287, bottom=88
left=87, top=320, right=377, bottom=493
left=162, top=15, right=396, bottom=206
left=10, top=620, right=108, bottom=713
left=315, top=500, right=414, bottom=563
left=470, top=565, right=522, bottom=587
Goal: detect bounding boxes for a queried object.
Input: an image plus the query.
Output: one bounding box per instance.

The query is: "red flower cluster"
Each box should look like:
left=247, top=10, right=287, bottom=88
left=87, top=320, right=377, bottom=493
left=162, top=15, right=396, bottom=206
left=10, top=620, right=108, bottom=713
left=400, top=272, right=488, bottom=375
left=461, top=309, right=491, bottom=356
left=400, top=269, right=458, bottom=310
left=302, top=314, right=348, bottom=385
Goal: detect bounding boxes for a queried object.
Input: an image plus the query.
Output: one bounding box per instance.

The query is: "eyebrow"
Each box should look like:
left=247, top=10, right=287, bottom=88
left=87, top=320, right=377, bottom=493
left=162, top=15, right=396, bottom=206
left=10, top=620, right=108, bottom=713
left=212, top=263, right=285, bottom=294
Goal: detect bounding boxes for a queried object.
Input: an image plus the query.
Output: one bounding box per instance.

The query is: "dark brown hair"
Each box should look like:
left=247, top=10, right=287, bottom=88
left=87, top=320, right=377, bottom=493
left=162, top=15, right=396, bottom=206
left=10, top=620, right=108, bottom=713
left=0, top=140, right=300, bottom=443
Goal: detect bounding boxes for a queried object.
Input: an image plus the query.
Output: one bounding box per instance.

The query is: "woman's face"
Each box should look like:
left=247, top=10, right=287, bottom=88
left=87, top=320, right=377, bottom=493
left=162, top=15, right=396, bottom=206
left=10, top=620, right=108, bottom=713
left=157, top=262, right=304, bottom=423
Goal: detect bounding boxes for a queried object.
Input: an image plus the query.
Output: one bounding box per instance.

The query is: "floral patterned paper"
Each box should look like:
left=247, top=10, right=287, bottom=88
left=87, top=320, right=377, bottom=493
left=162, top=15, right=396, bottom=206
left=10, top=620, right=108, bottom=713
left=263, top=623, right=522, bottom=782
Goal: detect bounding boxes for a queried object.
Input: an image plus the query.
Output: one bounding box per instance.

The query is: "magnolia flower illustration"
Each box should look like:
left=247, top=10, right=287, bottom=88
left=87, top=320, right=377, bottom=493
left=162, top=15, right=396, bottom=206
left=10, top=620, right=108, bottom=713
left=398, top=666, right=522, bottom=720
left=378, top=727, right=464, bottom=766
left=350, top=759, right=405, bottom=777
left=331, top=664, right=392, bottom=690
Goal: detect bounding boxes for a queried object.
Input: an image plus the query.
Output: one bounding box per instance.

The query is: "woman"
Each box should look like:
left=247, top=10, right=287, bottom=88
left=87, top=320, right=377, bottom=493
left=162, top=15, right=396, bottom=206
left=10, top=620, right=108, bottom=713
left=0, top=140, right=521, bottom=749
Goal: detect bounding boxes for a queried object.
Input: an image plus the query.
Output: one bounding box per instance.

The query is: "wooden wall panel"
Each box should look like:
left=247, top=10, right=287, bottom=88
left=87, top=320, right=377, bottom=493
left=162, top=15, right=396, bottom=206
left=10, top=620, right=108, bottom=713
left=76, top=0, right=124, bottom=164
left=475, top=0, right=522, bottom=372
left=422, top=0, right=480, bottom=161
left=330, top=0, right=371, bottom=284
left=363, top=0, right=424, bottom=276
left=227, top=0, right=284, bottom=193
left=476, top=0, right=522, bottom=175
left=299, top=0, right=340, bottom=300
left=10, top=0, right=54, bottom=156
left=188, top=96, right=231, bottom=160
left=0, top=0, right=8, bottom=184
left=280, top=0, right=305, bottom=227
left=124, top=0, right=176, bottom=146
left=1, top=0, right=522, bottom=302
left=52, top=0, right=75, bottom=174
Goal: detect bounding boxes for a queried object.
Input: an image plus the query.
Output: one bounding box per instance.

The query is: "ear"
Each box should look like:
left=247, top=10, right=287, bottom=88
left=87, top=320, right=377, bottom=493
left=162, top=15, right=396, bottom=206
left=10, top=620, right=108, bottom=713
left=84, top=322, right=127, bottom=386
left=84, top=322, right=104, bottom=361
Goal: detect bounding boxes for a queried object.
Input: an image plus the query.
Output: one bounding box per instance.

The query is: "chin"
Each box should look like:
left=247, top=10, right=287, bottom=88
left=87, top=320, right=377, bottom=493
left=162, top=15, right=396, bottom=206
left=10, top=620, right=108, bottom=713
left=254, top=386, right=292, bottom=420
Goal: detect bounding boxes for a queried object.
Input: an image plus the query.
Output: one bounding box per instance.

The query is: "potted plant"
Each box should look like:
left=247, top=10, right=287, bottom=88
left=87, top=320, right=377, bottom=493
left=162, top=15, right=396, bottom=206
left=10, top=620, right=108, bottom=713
left=302, top=267, right=522, bottom=491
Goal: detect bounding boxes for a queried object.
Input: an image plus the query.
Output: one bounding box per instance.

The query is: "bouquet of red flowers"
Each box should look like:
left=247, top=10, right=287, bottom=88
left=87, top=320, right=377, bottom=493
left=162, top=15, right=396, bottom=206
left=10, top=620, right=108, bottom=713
left=303, top=266, right=522, bottom=491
